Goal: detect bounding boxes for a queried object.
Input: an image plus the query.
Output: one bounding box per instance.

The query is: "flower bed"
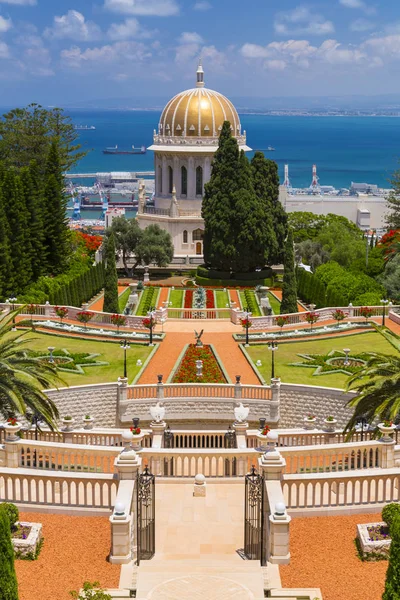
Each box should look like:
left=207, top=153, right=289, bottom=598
left=12, top=522, right=43, bottom=559
left=184, top=290, right=193, bottom=308
left=357, top=522, right=391, bottom=558
left=172, top=344, right=227, bottom=383
left=206, top=289, right=215, bottom=309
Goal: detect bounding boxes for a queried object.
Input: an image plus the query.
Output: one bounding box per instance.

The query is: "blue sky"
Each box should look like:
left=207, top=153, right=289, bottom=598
left=0, top=0, right=400, bottom=105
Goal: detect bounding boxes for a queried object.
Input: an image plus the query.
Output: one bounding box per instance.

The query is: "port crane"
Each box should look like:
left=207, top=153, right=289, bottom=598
left=97, top=182, right=108, bottom=219
left=309, top=164, right=320, bottom=194
left=69, top=183, right=81, bottom=220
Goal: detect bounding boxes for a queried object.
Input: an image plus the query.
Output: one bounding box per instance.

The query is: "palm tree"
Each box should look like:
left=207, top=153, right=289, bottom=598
left=345, top=352, right=400, bottom=431
left=0, top=311, right=62, bottom=428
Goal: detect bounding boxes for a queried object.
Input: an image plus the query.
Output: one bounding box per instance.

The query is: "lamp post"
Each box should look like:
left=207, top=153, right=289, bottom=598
left=148, top=306, right=156, bottom=346
left=8, top=296, right=17, bottom=331
left=268, top=338, right=278, bottom=379
left=356, top=415, right=368, bottom=442
left=243, top=305, right=251, bottom=347
left=120, top=339, right=130, bottom=379
left=381, top=299, right=389, bottom=327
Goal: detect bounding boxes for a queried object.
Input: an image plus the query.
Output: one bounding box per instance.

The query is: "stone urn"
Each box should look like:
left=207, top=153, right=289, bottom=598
left=378, top=422, right=396, bottom=443
left=323, top=417, right=337, bottom=433
left=131, top=432, right=145, bottom=451
left=256, top=431, right=269, bottom=452
left=304, top=417, right=317, bottom=431
left=3, top=421, right=22, bottom=441
left=256, top=430, right=278, bottom=452
left=82, top=416, right=94, bottom=430
left=62, top=417, right=75, bottom=432
left=124, top=429, right=145, bottom=451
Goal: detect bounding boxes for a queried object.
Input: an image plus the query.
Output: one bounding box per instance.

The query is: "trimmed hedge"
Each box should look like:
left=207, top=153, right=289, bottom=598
left=196, top=276, right=272, bottom=288
left=0, top=504, right=18, bottom=600
left=136, top=287, right=159, bottom=316
left=197, top=265, right=272, bottom=281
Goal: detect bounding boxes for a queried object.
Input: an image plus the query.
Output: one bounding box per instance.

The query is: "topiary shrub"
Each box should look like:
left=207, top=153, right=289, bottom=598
left=383, top=514, right=400, bottom=600
left=137, top=281, right=144, bottom=291
left=1, top=504, right=19, bottom=533
left=383, top=503, right=400, bottom=533
left=0, top=504, right=19, bottom=600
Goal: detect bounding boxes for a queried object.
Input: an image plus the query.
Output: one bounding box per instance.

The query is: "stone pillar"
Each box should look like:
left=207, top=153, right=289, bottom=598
left=156, top=378, right=164, bottom=400
left=380, top=439, right=396, bottom=469
left=174, top=155, right=180, bottom=196
left=109, top=498, right=132, bottom=565
left=5, top=439, right=20, bottom=469
left=234, top=377, right=242, bottom=400
left=258, top=447, right=286, bottom=481
left=115, top=447, right=142, bottom=481
left=188, top=157, right=195, bottom=199
left=81, top=302, right=89, bottom=311
left=268, top=505, right=291, bottom=565
left=162, top=156, right=167, bottom=198
left=269, top=377, right=281, bottom=423
left=348, top=303, right=354, bottom=318
left=150, top=421, right=166, bottom=449
left=233, top=421, right=248, bottom=450
left=117, top=377, right=128, bottom=426
left=44, top=301, right=51, bottom=317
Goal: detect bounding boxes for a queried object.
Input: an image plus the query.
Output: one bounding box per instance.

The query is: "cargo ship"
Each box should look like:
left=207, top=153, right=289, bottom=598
left=103, top=145, right=146, bottom=155
left=74, top=125, right=96, bottom=130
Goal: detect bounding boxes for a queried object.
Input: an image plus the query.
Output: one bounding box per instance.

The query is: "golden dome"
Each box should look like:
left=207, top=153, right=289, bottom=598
left=158, top=61, right=242, bottom=139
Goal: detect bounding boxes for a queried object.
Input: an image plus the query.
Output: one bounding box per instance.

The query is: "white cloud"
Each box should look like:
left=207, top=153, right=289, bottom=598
left=362, top=34, right=400, bottom=59
left=265, top=59, right=286, bottom=71
left=339, top=0, right=376, bottom=15
left=104, top=0, right=179, bottom=16
left=0, top=0, right=35, bottom=4
left=61, top=41, right=151, bottom=69
left=175, top=31, right=204, bottom=63
left=0, top=16, right=12, bottom=32
left=274, top=6, right=334, bottom=36
left=44, top=10, right=101, bottom=41
left=194, top=1, right=212, bottom=10
left=350, top=18, right=374, bottom=31
left=0, top=41, right=9, bottom=57
left=107, top=18, right=154, bottom=40
left=179, top=31, right=204, bottom=44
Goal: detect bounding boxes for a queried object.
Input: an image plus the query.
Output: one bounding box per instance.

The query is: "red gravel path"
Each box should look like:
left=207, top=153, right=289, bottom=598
left=229, top=289, right=240, bottom=307
left=16, top=512, right=120, bottom=600
left=280, top=513, right=387, bottom=600
left=157, top=287, right=169, bottom=308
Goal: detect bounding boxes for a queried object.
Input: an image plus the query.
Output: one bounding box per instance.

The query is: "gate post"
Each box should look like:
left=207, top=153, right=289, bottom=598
left=269, top=378, right=281, bottom=423
left=258, top=447, right=291, bottom=565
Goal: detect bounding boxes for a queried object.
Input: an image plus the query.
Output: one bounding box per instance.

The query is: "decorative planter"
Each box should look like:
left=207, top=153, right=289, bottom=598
left=131, top=433, right=145, bottom=451
left=304, top=417, right=317, bottom=431
left=62, top=418, right=75, bottom=432
left=12, top=522, right=42, bottom=558
left=256, top=432, right=269, bottom=452
left=3, top=422, right=22, bottom=441
left=378, top=423, right=396, bottom=443
left=323, top=418, right=337, bottom=433
left=357, top=522, right=391, bottom=557
left=82, top=416, right=94, bottom=430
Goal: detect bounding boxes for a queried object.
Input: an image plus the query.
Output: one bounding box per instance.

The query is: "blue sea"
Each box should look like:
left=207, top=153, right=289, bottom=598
left=68, top=110, right=400, bottom=219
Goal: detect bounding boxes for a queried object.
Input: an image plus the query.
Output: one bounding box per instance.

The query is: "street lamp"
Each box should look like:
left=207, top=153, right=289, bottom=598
left=381, top=299, right=389, bottom=327
left=8, top=296, right=17, bottom=331
left=268, top=338, right=278, bottom=379
left=148, top=306, right=156, bottom=346
left=355, top=415, right=369, bottom=442
left=243, top=305, right=251, bottom=347
left=120, top=339, right=130, bottom=379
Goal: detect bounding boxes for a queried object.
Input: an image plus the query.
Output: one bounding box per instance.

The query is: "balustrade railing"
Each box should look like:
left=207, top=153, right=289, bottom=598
left=0, top=467, right=117, bottom=509
left=246, top=428, right=376, bottom=448
left=126, top=383, right=271, bottom=400
left=166, top=308, right=231, bottom=320
left=172, top=431, right=227, bottom=449
left=283, top=468, right=400, bottom=509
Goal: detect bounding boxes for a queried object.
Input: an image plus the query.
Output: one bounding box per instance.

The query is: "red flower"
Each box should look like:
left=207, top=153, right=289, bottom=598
left=7, top=417, right=17, bottom=426
left=262, top=425, right=270, bottom=436
left=172, top=344, right=227, bottom=384
left=240, top=318, right=252, bottom=328
left=206, top=289, right=215, bottom=309
left=184, top=290, right=193, bottom=308
left=130, top=427, right=141, bottom=435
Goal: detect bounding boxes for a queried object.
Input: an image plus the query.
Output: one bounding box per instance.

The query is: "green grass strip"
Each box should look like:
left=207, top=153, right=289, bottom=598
left=118, top=287, right=131, bottom=313
left=169, top=289, right=184, bottom=308
left=268, top=291, right=281, bottom=315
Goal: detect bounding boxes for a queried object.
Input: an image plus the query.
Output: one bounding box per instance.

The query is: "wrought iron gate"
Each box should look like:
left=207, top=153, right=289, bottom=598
left=137, top=467, right=155, bottom=564
left=244, top=466, right=266, bottom=565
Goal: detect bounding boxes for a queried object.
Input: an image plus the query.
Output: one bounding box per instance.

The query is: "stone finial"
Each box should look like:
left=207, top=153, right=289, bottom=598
left=193, top=473, right=206, bottom=497
left=169, top=185, right=179, bottom=217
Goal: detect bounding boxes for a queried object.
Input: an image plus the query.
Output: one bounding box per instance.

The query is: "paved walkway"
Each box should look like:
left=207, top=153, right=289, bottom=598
left=135, top=482, right=264, bottom=600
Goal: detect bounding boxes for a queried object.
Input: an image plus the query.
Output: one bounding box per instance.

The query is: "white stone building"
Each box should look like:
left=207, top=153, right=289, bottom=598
left=136, top=61, right=251, bottom=259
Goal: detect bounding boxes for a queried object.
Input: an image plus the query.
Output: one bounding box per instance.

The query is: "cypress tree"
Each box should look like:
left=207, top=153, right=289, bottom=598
left=383, top=514, right=400, bottom=600
left=43, top=141, right=71, bottom=275
left=0, top=504, right=19, bottom=600
left=250, top=151, right=287, bottom=264
left=202, top=121, right=240, bottom=272
left=280, top=229, right=298, bottom=314
left=232, top=151, right=272, bottom=272
left=0, top=187, right=12, bottom=299
left=2, top=170, right=32, bottom=294
left=20, top=162, right=46, bottom=279
left=103, top=233, right=119, bottom=314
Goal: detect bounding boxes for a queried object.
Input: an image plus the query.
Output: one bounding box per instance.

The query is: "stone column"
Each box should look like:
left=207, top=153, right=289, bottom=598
left=268, top=505, right=291, bottom=565
left=109, top=496, right=132, bottom=565
left=44, top=301, right=51, bottom=317
left=234, top=377, right=242, bottom=400
left=258, top=446, right=286, bottom=481
left=188, top=157, right=195, bottom=199
left=117, top=377, right=128, bottom=427
left=174, top=155, right=180, bottom=197
left=150, top=421, right=166, bottom=476
left=269, top=378, right=281, bottom=423
left=380, top=439, right=396, bottom=469
left=161, top=156, right=167, bottom=198
left=4, top=438, right=20, bottom=469
left=115, top=447, right=142, bottom=481
left=81, top=302, right=89, bottom=311
left=233, top=421, right=248, bottom=450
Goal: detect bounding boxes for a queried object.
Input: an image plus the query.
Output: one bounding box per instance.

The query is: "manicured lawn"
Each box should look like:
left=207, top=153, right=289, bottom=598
left=136, top=287, right=160, bottom=316
left=169, top=289, right=184, bottom=308
left=268, top=292, right=281, bottom=315
left=245, top=331, right=398, bottom=387
left=118, top=287, right=130, bottom=312
left=239, top=290, right=262, bottom=317
left=215, top=289, right=229, bottom=308
left=8, top=331, right=153, bottom=385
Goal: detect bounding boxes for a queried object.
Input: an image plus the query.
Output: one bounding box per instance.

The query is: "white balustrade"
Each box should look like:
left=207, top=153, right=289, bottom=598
left=172, top=431, right=227, bottom=449
left=127, top=383, right=271, bottom=401
left=0, top=467, right=117, bottom=508
left=283, top=468, right=400, bottom=509
left=246, top=428, right=376, bottom=448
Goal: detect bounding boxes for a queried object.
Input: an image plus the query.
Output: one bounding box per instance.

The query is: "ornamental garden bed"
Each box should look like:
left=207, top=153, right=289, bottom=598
left=357, top=522, right=391, bottom=558
left=12, top=521, right=43, bottom=559
left=169, top=344, right=229, bottom=383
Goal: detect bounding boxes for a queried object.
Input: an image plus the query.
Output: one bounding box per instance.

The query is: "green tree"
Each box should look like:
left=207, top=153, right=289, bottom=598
left=20, top=162, right=46, bottom=281
left=280, top=229, right=298, bottom=314
left=345, top=351, right=400, bottom=431
left=0, top=104, right=87, bottom=172
left=2, top=170, right=32, bottom=293
left=379, top=254, right=400, bottom=301
left=135, top=224, right=174, bottom=268
left=383, top=514, right=400, bottom=600
left=0, top=504, right=18, bottom=600
left=386, top=169, right=400, bottom=229
left=250, top=152, right=286, bottom=264
left=103, top=233, right=119, bottom=314
left=202, top=121, right=239, bottom=271
left=43, top=141, right=71, bottom=275
left=0, top=187, right=12, bottom=299
left=109, top=216, right=143, bottom=276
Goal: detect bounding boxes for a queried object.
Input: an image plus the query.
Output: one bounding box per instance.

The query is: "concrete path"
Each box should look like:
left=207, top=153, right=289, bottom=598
left=135, top=482, right=264, bottom=600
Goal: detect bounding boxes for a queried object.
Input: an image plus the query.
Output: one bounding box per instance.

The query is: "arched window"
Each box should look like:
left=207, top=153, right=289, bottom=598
left=196, top=166, right=203, bottom=196
left=181, top=166, right=188, bottom=196
left=168, top=166, right=173, bottom=194
left=192, top=228, right=204, bottom=241
left=158, top=166, right=162, bottom=194
left=183, top=230, right=188, bottom=244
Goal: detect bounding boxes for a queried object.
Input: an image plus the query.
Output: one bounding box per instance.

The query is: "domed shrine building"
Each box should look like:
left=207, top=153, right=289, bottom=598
left=136, top=61, right=251, bottom=259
